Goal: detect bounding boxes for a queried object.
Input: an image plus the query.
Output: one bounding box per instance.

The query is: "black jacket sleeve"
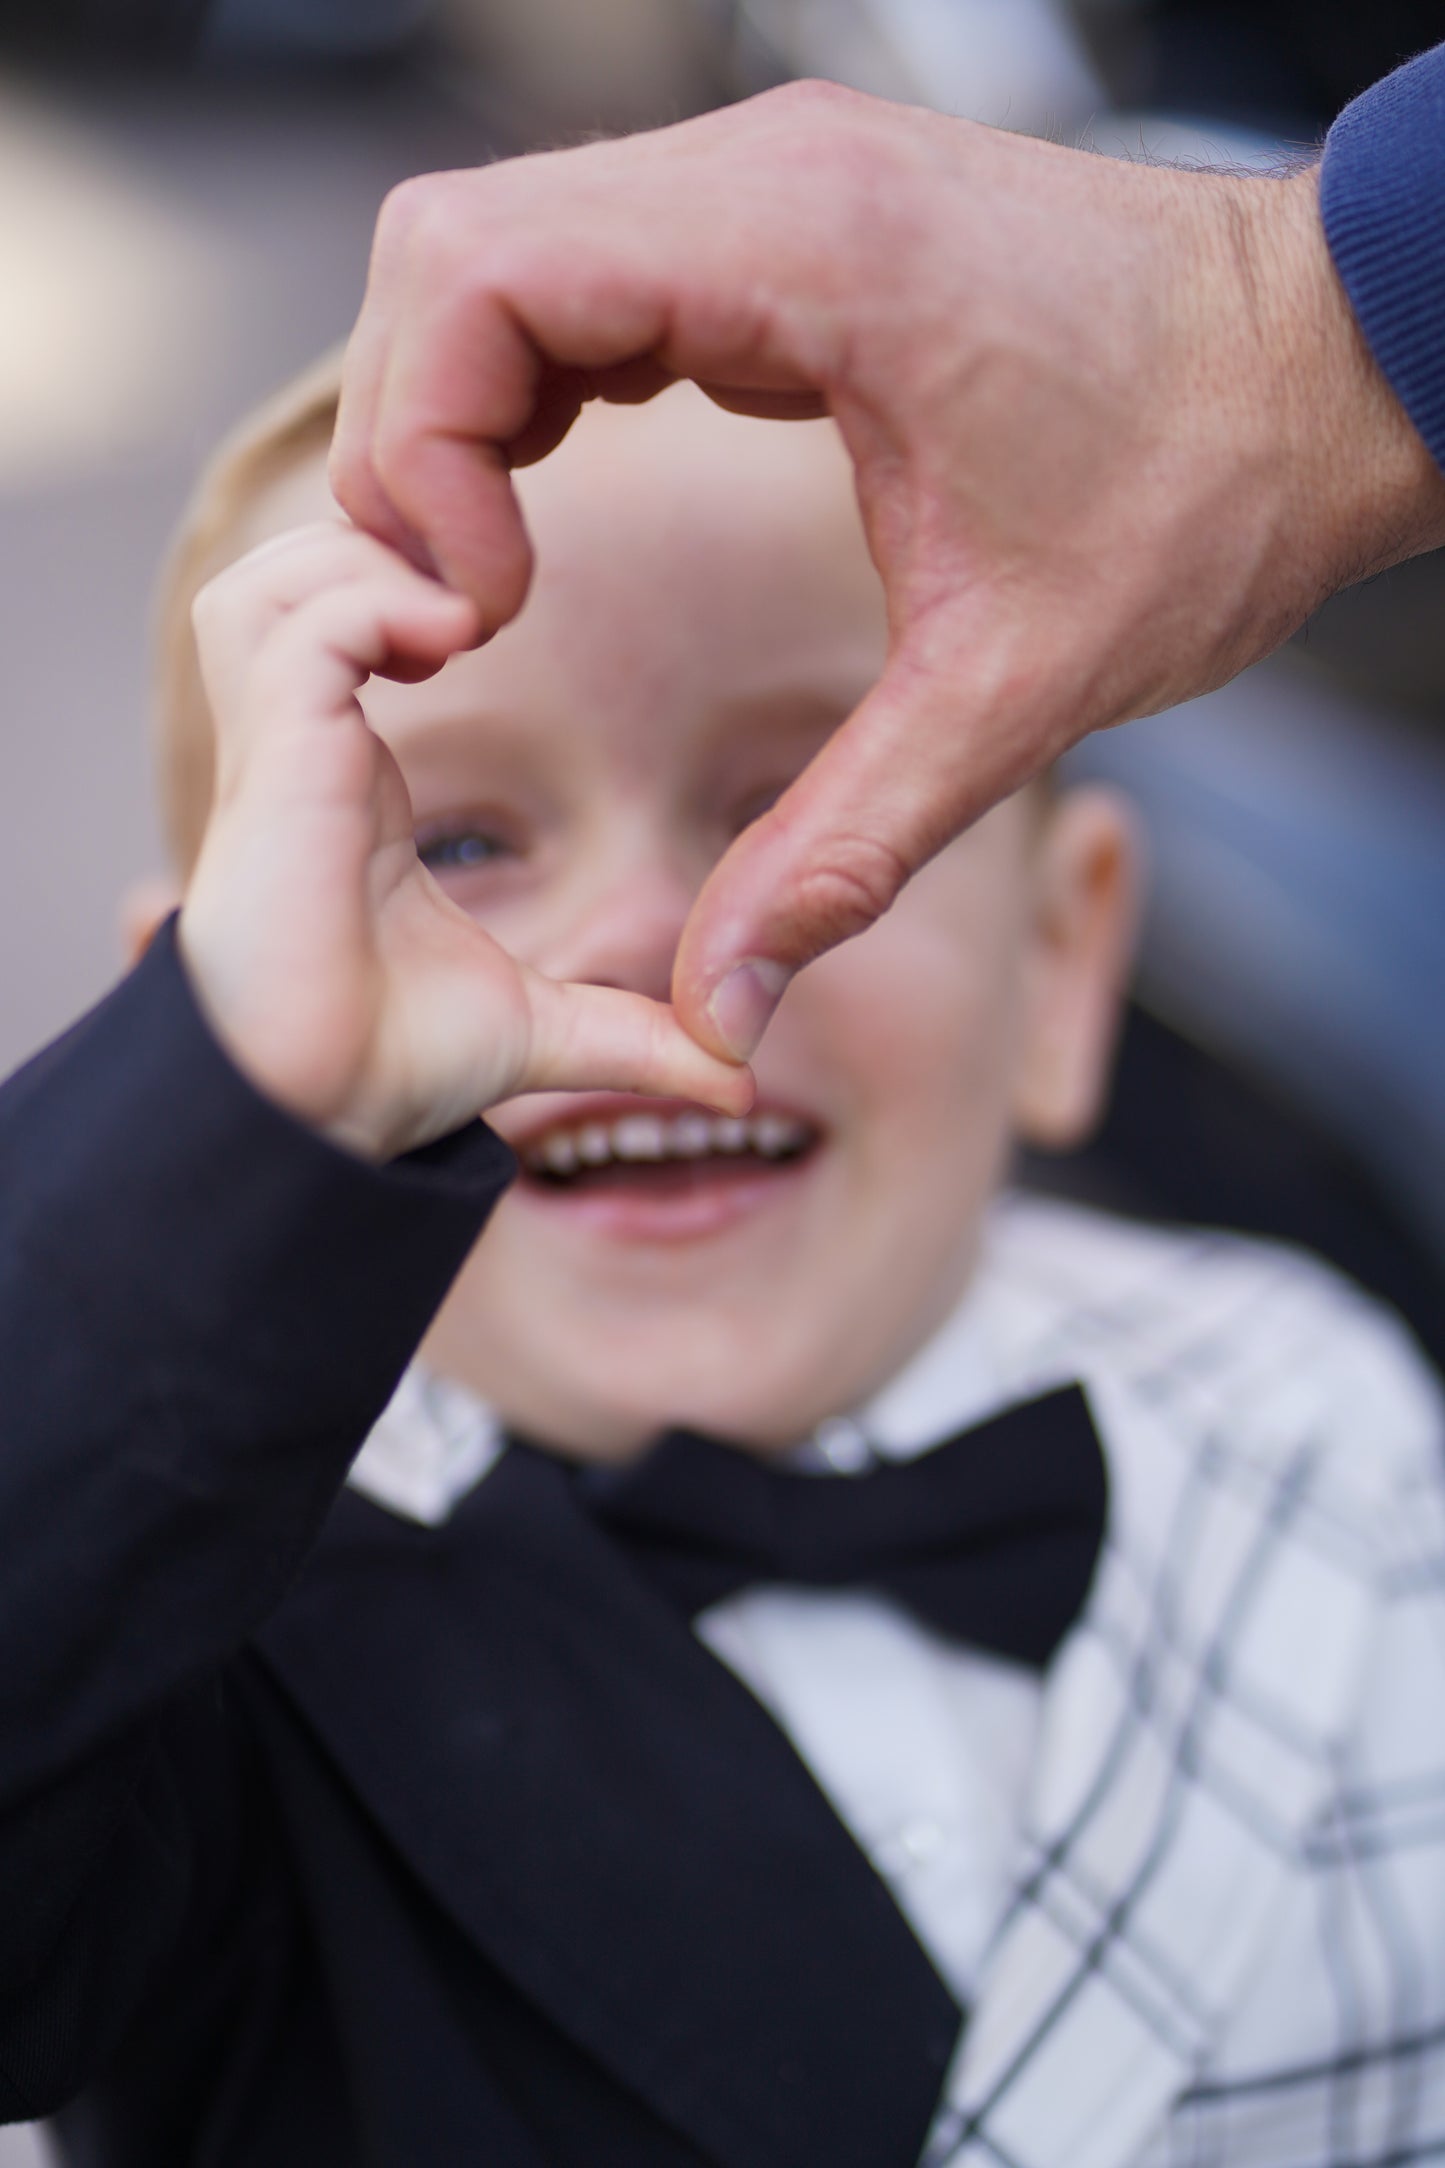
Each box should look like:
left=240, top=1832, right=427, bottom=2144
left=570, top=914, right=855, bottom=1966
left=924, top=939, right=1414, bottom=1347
left=0, top=923, right=513, bottom=2119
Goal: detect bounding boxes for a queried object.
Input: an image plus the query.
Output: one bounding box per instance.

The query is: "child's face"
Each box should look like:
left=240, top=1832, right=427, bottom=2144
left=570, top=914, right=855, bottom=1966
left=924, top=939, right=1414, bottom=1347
left=219, top=389, right=1133, bottom=1457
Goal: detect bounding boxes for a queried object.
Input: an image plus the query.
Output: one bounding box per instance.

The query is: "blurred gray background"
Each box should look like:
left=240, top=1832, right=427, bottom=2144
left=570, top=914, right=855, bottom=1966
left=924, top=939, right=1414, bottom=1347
left=2, top=4, right=1443, bottom=2162
left=0, top=66, right=495, bottom=1087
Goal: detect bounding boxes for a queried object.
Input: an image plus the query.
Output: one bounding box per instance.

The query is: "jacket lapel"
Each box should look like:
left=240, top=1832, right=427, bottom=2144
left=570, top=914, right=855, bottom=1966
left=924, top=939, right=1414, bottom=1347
left=926, top=1386, right=1379, bottom=2168
left=256, top=1447, right=961, bottom=2168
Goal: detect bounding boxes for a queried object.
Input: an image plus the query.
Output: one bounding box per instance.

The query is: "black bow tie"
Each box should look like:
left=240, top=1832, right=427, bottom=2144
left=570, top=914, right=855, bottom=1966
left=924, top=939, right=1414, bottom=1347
left=551, top=1385, right=1106, bottom=1672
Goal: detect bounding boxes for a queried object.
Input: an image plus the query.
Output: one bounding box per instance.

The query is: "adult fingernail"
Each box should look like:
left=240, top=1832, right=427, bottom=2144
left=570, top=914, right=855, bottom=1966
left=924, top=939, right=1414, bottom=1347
left=706, top=959, right=792, bottom=1062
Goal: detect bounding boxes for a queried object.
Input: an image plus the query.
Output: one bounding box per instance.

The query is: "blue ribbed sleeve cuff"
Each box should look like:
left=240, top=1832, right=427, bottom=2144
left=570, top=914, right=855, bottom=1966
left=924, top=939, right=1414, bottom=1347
left=1321, top=44, right=1445, bottom=474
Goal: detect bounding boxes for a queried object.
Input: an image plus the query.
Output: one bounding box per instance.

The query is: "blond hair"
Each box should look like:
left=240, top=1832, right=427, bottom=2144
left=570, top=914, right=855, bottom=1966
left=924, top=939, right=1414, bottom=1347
left=152, top=346, right=344, bottom=870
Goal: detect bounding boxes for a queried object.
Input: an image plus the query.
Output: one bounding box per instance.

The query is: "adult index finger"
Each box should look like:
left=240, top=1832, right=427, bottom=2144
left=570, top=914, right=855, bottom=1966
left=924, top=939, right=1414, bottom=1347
left=330, top=103, right=848, bottom=616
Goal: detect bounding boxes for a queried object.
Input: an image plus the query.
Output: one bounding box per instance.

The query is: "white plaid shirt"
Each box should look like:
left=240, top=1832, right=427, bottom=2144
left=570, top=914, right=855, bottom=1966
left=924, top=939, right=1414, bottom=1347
left=351, top=1194, right=1445, bottom=2168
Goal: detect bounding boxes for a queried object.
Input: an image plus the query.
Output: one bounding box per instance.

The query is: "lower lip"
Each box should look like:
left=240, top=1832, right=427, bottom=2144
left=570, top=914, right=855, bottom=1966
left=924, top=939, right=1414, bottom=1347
left=512, top=1152, right=817, bottom=1243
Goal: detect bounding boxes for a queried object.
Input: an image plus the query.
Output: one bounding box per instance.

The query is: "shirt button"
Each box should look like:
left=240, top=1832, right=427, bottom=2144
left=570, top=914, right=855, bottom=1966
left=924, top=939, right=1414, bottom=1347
left=813, top=1415, right=874, bottom=1474
left=874, top=1818, right=947, bottom=1876
left=898, top=1817, right=945, bottom=1865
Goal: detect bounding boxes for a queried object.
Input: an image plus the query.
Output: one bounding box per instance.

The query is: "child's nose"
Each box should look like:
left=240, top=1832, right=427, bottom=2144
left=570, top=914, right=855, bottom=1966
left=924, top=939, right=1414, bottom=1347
left=549, top=854, right=696, bottom=1006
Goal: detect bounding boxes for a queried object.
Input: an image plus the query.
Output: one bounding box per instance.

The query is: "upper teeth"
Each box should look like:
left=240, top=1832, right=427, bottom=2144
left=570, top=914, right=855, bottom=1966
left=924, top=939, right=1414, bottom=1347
left=525, top=1110, right=812, bottom=1177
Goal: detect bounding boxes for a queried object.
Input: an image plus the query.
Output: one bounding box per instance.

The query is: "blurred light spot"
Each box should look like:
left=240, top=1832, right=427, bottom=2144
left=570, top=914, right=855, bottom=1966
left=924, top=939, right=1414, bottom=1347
left=0, top=88, right=224, bottom=489
left=735, top=0, right=1103, bottom=130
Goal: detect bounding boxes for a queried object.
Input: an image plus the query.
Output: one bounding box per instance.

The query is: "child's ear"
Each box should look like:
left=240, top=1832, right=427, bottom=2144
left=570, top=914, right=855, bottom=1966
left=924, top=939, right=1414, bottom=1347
left=118, top=876, right=184, bottom=968
left=1011, top=785, right=1141, bottom=1151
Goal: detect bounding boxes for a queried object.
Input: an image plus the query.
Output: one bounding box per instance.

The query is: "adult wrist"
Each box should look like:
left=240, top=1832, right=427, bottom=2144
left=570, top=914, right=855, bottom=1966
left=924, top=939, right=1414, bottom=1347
left=1320, top=45, right=1445, bottom=483
left=1243, top=162, right=1445, bottom=598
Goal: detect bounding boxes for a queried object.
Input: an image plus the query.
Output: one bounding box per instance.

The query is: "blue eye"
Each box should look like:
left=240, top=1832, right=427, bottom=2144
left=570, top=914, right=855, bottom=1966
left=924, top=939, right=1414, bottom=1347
left=418, top=828, right=512, bottom=872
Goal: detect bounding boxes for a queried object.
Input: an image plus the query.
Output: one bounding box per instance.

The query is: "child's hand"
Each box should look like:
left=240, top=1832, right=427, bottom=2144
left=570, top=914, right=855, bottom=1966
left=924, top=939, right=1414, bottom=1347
left=179, top=524, right=753, bottom=1161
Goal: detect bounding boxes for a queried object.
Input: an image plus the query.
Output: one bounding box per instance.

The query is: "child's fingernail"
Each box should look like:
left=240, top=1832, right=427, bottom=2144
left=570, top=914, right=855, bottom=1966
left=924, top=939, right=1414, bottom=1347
left=706, top=959, right=792, bottom=1062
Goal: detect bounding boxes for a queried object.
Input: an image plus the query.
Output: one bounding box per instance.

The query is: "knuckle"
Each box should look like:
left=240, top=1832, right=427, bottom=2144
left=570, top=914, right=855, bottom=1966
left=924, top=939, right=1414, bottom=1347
left=375, top=172, right=434, bottom=246
left=761, top=76, right=864, bottom=123
left=749, top=79, right=894, bottom=262
left=383, top=168, right=498, bottom=278
left=372, top=172, right=483, bottom=299
left=791, top=830, right=911, bottom=947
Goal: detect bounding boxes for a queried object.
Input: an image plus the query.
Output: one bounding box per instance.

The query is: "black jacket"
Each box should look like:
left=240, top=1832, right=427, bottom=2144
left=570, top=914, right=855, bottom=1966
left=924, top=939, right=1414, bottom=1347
left=0, top=929, right=958, bottom=2167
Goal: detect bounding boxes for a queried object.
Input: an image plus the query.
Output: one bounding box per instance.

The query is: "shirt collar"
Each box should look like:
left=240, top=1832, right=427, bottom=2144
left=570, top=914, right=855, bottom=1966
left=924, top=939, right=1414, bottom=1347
left=348, top=1365, right=504, bottom=1528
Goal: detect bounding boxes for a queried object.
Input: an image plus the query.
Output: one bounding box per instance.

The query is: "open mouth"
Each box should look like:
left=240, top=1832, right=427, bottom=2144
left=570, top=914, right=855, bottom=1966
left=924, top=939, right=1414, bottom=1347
left=518, top=1106, right=820, bottom=1194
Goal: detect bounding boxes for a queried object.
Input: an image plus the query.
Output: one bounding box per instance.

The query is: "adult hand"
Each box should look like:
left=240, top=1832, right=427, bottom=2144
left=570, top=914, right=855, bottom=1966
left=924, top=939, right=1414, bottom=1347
left=331, top=83, right=1445, bottom=1061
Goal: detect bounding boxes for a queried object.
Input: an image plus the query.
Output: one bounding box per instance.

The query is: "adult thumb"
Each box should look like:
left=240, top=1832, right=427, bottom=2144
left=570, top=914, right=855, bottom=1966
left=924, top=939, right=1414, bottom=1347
left=672, top=656, right=1030, bottom=1061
